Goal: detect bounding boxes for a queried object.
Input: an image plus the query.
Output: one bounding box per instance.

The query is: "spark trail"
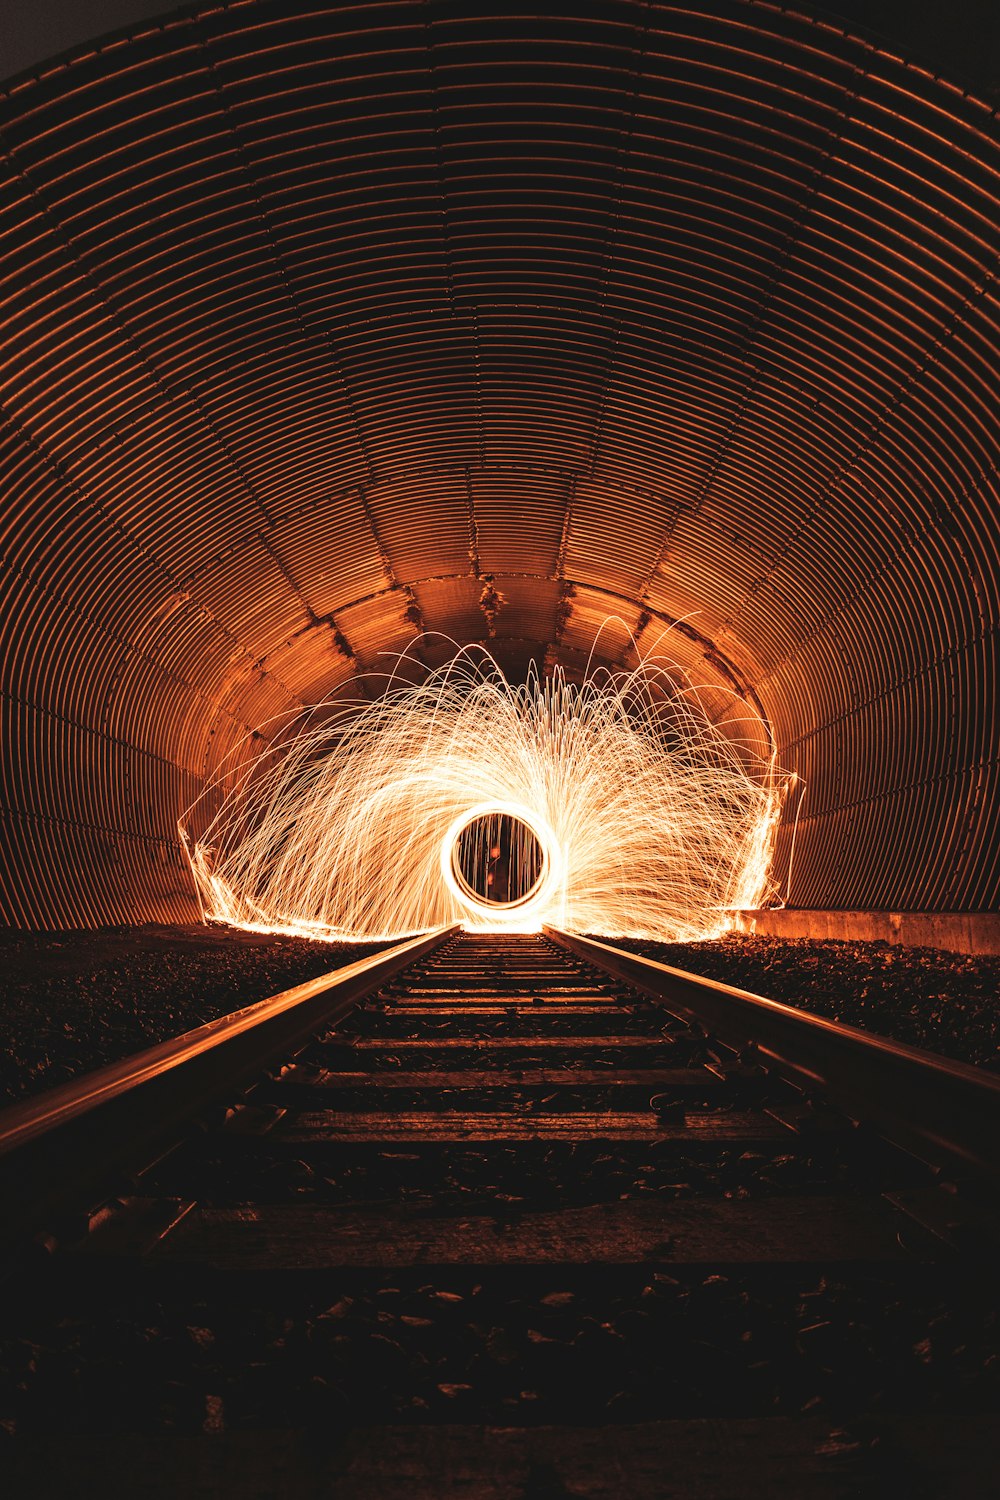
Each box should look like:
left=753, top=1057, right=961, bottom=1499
left=181, top=648, right=788, bottom=942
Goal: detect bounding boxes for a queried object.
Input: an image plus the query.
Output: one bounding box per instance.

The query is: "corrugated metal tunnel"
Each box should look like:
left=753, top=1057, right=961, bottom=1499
left=0, top=0, right=997, bottom=929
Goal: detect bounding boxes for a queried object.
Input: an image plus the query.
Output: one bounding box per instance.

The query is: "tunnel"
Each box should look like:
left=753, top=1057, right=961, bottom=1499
left=0, top=0, right=997, bottom=940
left=2, top=4, right=1000, bottom=1487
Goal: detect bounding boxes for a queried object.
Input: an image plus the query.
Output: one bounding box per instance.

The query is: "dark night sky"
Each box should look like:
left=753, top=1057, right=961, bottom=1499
left=0, top=0, right=998, bottom=99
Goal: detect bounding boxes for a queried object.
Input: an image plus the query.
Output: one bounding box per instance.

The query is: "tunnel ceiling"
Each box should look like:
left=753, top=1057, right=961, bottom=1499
left=0, top=0, right=997, bottom=927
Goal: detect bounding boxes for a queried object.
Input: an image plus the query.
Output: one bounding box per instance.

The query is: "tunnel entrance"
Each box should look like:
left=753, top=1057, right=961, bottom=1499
left=452, top=811, right=545, bottom=908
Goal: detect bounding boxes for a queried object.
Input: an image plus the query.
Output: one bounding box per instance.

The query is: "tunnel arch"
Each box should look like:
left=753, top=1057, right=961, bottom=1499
left=0, top=0, right=997, bottom=927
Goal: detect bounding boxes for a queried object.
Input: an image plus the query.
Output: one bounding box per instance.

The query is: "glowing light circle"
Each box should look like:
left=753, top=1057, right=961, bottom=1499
left=440, top=800, right=562, bottom=927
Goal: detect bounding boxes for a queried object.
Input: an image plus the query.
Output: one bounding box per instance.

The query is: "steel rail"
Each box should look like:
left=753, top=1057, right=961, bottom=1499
left=0, top=925, right=459, bottom=1259
left=546, top=927, right=1000, bottom=1185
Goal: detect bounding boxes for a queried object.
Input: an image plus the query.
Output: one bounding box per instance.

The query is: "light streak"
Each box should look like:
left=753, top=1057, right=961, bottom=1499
left=181, top=645, right=790, bottom=942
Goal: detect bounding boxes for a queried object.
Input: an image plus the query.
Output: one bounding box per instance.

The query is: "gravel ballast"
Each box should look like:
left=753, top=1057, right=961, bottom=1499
left=599, top=935, right=1000, bottom=1072
left=0, top=925, right=386, bottom=1106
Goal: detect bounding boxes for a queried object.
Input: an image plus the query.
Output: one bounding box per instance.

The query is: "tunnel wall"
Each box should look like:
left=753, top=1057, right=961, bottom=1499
left=0, top=1, right=997, bottom=928
left=730, top=910, right=1000, bottom=957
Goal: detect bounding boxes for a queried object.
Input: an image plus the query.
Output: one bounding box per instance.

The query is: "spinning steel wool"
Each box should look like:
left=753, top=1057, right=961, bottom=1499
left=182, top=647, right=789, bottom=942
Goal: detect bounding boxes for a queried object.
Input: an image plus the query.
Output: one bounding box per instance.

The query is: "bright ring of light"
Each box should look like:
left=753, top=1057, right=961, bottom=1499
left=440, top=800, right=563, bottom=926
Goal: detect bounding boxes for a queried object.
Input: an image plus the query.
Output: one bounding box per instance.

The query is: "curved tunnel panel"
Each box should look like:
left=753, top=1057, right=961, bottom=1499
left=0, top=1, right=997, bottom=926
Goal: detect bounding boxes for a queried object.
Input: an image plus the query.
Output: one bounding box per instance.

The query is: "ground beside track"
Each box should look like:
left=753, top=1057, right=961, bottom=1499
left=609, top=935, right=1000, bottom=1070
left=0, top=926, right=385, bottom=1105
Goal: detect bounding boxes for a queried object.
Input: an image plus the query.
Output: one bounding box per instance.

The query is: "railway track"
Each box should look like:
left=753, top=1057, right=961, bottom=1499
left=2, top=928, right=999, bottom=1496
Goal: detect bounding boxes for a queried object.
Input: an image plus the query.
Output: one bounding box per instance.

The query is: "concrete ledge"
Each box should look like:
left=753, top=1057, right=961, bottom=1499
left=726, top=909, right=1000, bottom=956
